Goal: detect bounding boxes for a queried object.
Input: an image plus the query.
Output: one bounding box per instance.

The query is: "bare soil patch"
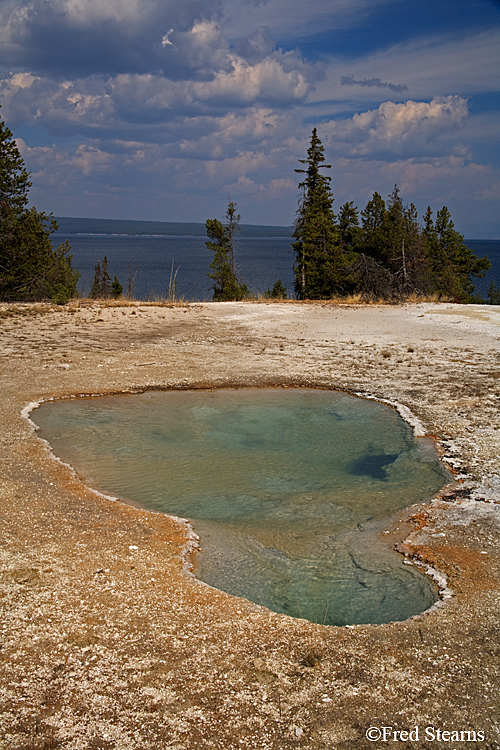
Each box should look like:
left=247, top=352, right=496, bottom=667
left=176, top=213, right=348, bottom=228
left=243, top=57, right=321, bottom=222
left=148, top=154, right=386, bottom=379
left=0, top=300, right=499, bottom=749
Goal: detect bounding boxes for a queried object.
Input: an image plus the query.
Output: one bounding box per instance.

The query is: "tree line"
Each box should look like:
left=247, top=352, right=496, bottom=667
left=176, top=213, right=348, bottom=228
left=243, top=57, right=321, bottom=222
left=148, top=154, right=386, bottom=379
left=206, top=129, right=491, bottom=303
left=0, top=108, right=493, bottom=304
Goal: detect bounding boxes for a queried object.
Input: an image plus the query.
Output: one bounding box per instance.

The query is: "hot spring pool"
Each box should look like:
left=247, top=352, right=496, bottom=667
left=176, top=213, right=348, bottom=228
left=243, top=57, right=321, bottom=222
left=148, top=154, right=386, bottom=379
left=33, top=388, right=450, bottom=626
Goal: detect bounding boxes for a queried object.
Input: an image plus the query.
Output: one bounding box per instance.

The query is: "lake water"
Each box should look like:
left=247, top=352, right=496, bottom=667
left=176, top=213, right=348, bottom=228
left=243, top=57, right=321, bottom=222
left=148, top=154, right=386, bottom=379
left=53, top=232, right=499, bottom=302
left=34, top=389, right=450, bottom=626
left=54, top=234, right=296, bottom=301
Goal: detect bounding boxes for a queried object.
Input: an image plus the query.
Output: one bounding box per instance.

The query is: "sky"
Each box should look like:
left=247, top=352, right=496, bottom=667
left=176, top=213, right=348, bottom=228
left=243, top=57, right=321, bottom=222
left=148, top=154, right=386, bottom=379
left=0, top=0, right=499, bottom=236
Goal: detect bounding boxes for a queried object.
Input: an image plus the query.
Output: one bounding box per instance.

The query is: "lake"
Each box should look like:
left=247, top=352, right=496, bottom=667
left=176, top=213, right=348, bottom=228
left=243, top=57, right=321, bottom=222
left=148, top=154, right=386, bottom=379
left=52, top=232, right=499, bottom=302
left=54, top=233, right=296, bottom=301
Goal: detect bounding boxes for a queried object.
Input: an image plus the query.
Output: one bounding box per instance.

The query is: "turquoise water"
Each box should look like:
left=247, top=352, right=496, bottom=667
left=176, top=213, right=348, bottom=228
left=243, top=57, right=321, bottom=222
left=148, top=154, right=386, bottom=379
left=34, top=389, right=450, bottom=625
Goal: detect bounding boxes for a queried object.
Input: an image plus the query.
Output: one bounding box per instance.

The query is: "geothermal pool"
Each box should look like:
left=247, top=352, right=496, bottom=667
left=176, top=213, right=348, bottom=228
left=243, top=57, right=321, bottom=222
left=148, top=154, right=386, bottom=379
left=34, top=388, right=450, bottom=625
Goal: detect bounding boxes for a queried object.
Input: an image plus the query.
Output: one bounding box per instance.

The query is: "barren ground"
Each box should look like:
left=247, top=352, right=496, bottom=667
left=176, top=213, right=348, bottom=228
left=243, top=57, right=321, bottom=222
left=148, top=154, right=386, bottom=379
left=0, top=299, right=499, bottom=749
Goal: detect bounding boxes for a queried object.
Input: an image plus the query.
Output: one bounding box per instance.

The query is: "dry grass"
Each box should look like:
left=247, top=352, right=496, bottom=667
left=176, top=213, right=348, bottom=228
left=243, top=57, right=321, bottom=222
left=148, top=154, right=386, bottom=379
left=254, top=292, right=449, bottom=306
left=0, top=291, right=456, bottom=318
left=69, top=297, right=191, bottom=309
left=0, top=303, right=61, bottom=320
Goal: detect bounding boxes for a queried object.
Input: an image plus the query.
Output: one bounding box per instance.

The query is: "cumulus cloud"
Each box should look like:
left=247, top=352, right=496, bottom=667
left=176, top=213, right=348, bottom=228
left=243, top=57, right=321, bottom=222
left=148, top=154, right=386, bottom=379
left=0, top=43, right=320, bottom=141
left=322, top=97, right=469, bottom=158
left=1, top=0, right=497, bottom=233
left=0, top=0, right=324, bottom=147
left=177, top=108, right=294, bottom=160
left=20, top=129, right=500, bottom=228
left=0, top=0, right=223, bottom=78
left=234, top=26, right=275, bottom=63
left=191, top=51, right=319, bottom=107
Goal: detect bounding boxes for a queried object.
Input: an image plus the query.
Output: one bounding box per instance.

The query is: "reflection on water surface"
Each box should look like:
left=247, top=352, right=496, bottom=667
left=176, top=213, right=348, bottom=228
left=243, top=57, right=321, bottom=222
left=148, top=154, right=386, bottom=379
left=34, top=389, right=449, bottom=625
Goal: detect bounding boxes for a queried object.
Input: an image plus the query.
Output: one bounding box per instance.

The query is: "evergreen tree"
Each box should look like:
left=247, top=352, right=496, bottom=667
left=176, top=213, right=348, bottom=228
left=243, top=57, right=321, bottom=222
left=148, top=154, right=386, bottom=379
left=360, top=192, right=387, bottom=263
left=380, top=186, right=426, bottom=294
left=400, top=200, right=428, bottom=293
left=264, top=279, right=287, bottom=299
left=206, top=200, right=248, bottom=301
left=112, top=276, right=123, bottom=298
left=487, top=281, right=500, bottom=305
left=292, top=128, right=344, bottom=299
left=0, top=107, right=79, bottom=303
left=101, top=256, right=112, bottom=298
left=90, top=261, right=103, bottom=299
left=0, top=111, right=30, bottom=216
left=337, top=201, right=360, bottom=250
left=225, top=200, right=239, bottom=275
left=383, top=185, right=407, bottom=271
left=90, top=256, right=119, bottom=299
left=423, top=206, right=490, bottom=301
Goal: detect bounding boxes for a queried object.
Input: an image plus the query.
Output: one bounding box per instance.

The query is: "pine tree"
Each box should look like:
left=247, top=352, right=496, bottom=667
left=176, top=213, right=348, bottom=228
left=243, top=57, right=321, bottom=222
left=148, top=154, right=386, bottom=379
left=0, top=112, right=30, bottom=217
left=264, top=279, right=287, bottom=299
left=424, top=206, right=490, bottom=301
left=337, top=201, right=360, bottom=250
left=112, top=276, right=123, bottom=298
left=90, top=261, right=103, bottom=298
left=225, top=200, right=239, bottom=276
left=292, top=128, right=343, bottom=298
left=381, top=186, right=426, bottom=294
left=0, top=106, right=79, bottom=303
left=206, top=200, right=248, bottom=301
left=487, top=281, right=500, bottom=305
left=101, top=256, right=112, bottom=298
left=360, top=192, right=387, bottom=263
left=90, top=256, right=118, bottom=299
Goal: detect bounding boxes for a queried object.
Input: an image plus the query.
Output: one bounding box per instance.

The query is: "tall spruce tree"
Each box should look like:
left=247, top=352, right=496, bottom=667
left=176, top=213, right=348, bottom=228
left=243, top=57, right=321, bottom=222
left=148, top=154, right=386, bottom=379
left=292, top=128, right=344, bottom=299
left=0, top=106, right=79, bottom=303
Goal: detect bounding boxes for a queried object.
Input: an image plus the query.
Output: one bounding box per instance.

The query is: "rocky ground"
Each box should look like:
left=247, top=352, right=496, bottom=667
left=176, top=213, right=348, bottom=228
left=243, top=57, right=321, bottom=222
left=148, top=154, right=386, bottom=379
left=0, top=299, right=499, bottom=749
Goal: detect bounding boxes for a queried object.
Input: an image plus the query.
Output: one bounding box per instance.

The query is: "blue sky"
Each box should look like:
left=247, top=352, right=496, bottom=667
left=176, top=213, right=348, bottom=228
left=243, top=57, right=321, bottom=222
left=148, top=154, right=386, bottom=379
left=1, top=0, right=499, bottom=236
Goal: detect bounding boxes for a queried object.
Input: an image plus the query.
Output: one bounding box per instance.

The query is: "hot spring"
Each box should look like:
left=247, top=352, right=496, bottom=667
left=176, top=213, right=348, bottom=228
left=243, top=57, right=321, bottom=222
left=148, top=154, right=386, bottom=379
left=33, top=388, right=450, bottom=626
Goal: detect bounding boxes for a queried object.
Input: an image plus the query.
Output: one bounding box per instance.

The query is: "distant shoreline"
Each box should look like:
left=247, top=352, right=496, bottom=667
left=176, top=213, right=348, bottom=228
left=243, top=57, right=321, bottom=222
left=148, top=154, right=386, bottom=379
left=54, top=216, right=293, bottom=238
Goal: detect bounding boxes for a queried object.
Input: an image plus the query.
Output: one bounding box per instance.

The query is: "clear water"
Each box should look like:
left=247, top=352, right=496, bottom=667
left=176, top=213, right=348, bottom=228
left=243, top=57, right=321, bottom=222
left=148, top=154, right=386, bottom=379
left=34, top=389, right=450, bottom=626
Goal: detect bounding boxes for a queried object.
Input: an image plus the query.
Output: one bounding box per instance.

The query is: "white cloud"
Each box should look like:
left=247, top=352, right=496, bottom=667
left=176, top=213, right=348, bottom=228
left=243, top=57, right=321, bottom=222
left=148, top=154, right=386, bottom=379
left=19, top=129, right=500, bottom=230
left=1, top=0, right=498, bottom=234
left=321, top=97, right=469, bottom=158
left=219, top=173, right=294, bottom=197
left=191, top=52, right=318, bottom=106
left=0, top=0, right=223, bottom=77
left=0, top=42, right=319, bottom=137
left=46, top=0, right=149, bottom=27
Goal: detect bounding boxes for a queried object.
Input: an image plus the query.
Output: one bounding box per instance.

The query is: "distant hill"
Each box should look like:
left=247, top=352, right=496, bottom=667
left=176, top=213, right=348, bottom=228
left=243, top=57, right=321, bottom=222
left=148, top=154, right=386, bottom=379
left=54, top=217, right=292, bottom=238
